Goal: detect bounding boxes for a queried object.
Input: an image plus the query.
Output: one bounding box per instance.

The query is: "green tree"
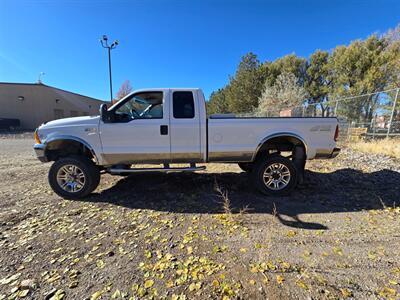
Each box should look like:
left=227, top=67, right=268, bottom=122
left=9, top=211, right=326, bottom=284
left=264, top=54, right=307, bottom=87
left=384, top=25, right=400, bottom=89
left=383, top=25, right=400, bottom=121
left=207, top=88, right=229, bottom=115
left=224, top=52, right=265, bottom=113
left=305, top=50, right=331, bottom=116
left=329, top=35, right=392, bottom=121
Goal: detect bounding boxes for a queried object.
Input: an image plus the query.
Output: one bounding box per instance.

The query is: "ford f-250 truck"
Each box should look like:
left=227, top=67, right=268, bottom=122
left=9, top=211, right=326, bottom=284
left=33, top=88, right=340, bottom=199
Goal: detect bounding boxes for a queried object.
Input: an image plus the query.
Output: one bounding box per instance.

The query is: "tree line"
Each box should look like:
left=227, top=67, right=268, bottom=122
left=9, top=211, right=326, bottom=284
left=207, top=25, right=400, bottom=122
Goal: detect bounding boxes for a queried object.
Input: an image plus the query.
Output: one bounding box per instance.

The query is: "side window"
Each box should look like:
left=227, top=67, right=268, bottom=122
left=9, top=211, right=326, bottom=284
left=173, top=91, right=195, bottom=119
left=115, top=92, right=163, bottom=120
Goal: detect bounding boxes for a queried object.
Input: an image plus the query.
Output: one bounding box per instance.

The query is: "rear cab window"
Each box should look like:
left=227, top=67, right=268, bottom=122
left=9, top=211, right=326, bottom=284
left=173, top=91, right=195, bottom=119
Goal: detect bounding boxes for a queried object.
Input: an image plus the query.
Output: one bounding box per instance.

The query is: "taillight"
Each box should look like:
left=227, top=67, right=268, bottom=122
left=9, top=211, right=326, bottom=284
left=334, top=125, right=339, bottom=141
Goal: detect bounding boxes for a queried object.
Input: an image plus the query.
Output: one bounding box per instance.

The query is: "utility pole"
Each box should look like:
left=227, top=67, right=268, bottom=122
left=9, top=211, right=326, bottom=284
left=100, top=35, right=119, bottom=101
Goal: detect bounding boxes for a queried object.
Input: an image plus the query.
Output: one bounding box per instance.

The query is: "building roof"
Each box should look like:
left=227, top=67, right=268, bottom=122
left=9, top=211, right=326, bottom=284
left=0, top=82, right=105, bottom=103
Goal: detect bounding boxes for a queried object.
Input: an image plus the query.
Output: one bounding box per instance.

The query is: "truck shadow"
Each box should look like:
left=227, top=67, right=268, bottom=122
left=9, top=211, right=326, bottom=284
left=86, top=168, right=400, bottom=230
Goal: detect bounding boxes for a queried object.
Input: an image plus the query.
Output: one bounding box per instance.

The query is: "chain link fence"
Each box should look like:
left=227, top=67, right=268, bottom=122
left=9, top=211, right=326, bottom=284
left=255, top=88, right=400, bottom=142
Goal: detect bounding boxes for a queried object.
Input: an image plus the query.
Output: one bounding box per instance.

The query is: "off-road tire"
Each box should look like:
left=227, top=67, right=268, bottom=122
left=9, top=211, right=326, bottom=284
left=48, top=155, right=100, bottom=199
left=252, top=155, right=297, bottom=196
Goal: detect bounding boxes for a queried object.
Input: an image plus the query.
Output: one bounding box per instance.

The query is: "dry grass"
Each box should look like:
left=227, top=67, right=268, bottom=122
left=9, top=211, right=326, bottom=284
left=349, top=138, right=400, bottom=158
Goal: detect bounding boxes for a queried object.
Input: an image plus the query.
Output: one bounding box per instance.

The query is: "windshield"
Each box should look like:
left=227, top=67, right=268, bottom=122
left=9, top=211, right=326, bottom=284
left=114, top=92, right=163, bottom=120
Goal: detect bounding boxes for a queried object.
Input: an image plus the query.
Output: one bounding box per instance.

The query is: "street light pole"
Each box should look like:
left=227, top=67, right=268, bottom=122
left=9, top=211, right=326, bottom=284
left=100, top=35, right=119, bottom=101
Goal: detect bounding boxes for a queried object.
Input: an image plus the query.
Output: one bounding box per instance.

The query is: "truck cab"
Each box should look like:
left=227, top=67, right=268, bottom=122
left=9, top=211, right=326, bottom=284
left=99, top=88, right=207, bottom=165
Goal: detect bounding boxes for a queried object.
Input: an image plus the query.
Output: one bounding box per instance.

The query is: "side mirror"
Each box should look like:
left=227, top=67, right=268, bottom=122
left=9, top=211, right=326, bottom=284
left=100, top=104, right=109, bottom=122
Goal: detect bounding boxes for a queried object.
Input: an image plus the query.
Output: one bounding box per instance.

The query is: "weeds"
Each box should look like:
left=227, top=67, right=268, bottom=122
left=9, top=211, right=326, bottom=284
left=214, top=180, right=232, bottom=215
left=349, top=138, right=400, bottom=158
left=272, top=202, right=278, bottom=218
left=214, top=179, right=252, bottom=219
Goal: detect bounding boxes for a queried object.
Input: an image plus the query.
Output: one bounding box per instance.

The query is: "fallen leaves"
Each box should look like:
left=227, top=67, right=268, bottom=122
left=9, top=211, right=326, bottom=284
left=188, top=281, right=202, bottom=291
left=296, top=279, right=308, bottom=290
left=96, top=259, right=105, bottom=269
left=90, top=290, right=103, bottom=300
left=49, top=289, right=65, bottom=300
left=144, top=279, right=154, bottom=288
left=340, top=288, right=353, bottom=298
left=276, top=275, right=285, bottom=284
left=90, top=283, right=112, bottom=300
left=377, top=286, right=397, bottom=299
left=0, top=273, right=21, bottom=285
left=287, top=230, right=297, bottom=237
left=333, top=246, right=343, bottom=256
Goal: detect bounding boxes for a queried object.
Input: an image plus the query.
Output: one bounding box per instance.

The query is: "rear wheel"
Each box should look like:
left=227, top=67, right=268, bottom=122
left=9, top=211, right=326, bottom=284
left=48, top=155, right=100, bottom=199
left=238, top=162, right=253, bottom=172
left=252, top=155, right=297, bottom=196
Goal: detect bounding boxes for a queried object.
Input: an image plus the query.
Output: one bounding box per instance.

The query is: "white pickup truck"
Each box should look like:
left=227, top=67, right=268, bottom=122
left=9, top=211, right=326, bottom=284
left=34, top=88, right=340, bottom=199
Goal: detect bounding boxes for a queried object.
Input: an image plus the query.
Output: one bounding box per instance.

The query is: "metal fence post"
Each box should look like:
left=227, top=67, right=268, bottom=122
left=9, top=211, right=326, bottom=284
left=387, top=88, right=399, bottom=138
left=372, top=114, right=376, bottom=140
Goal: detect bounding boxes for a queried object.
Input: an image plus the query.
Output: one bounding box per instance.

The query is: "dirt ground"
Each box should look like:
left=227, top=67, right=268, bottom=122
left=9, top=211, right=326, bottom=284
left=0, top=135, right=399, bottom=300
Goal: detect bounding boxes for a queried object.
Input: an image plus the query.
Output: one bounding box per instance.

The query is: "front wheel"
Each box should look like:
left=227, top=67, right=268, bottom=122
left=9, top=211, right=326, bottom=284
left=48, top=155, right=100, bottom=199
left=252, top=155, right=297, bottom=196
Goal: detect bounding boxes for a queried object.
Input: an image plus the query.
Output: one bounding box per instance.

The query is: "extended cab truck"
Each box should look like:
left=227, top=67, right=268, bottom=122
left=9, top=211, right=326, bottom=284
left=33, top=88, right=340, bottom=199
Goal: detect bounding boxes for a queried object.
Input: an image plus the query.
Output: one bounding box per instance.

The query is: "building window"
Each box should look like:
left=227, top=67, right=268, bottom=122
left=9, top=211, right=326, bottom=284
left=70, top=111, right=78, bottom=117
left=54, top=109, right=64, bottom=119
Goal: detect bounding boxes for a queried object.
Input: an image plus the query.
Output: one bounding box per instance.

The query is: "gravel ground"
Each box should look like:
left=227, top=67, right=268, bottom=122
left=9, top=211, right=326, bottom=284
left=0, top=137, right=399, bottom=300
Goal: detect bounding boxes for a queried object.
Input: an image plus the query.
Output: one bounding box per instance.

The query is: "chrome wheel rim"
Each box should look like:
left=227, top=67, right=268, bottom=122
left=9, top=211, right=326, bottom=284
left=56, top=164, right=86, bottom=193
left=263, top=163, right=291, bottom=191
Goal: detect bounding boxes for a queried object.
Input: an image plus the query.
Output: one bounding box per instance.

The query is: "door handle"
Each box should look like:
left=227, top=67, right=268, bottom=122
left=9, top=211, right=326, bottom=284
left=160, top=125, right=168, bottom=135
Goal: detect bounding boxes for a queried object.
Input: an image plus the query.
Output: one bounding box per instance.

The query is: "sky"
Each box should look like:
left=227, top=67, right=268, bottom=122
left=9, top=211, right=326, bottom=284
left=0, top=0, right=399, bottom=102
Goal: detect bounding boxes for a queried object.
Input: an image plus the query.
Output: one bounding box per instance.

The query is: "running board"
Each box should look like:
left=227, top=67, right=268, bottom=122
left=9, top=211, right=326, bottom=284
left=107, top=165, right=206, bottom=174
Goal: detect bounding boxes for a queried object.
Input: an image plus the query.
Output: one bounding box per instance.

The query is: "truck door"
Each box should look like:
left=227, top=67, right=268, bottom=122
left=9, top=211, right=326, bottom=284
left=169, top=90, right=201, bottom=162
left=99, top=90, right=171, bottom=165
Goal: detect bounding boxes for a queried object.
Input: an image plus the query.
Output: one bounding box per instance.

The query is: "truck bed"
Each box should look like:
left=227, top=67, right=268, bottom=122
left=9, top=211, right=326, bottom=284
left=207, top=116, right=338, bottom=161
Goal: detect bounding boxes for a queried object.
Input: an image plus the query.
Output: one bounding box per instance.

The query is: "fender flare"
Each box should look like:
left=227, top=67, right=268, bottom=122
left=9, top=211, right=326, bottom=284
left=251, top=132, right=308, bottom=161
left=44, top=135, right=99, bottom=164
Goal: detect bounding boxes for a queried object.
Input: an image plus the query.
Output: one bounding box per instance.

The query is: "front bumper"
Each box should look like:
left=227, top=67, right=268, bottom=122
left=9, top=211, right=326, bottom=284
left=33, top=143, right=48, bottom=162
left=315, top=147, right=341, bottom=159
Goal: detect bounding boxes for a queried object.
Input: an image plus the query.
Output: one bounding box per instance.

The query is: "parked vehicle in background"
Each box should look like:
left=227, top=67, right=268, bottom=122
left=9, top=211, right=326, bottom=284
left=33, top=88, right=340, bottom=199
left=0, top=118, right=20, bottom=130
